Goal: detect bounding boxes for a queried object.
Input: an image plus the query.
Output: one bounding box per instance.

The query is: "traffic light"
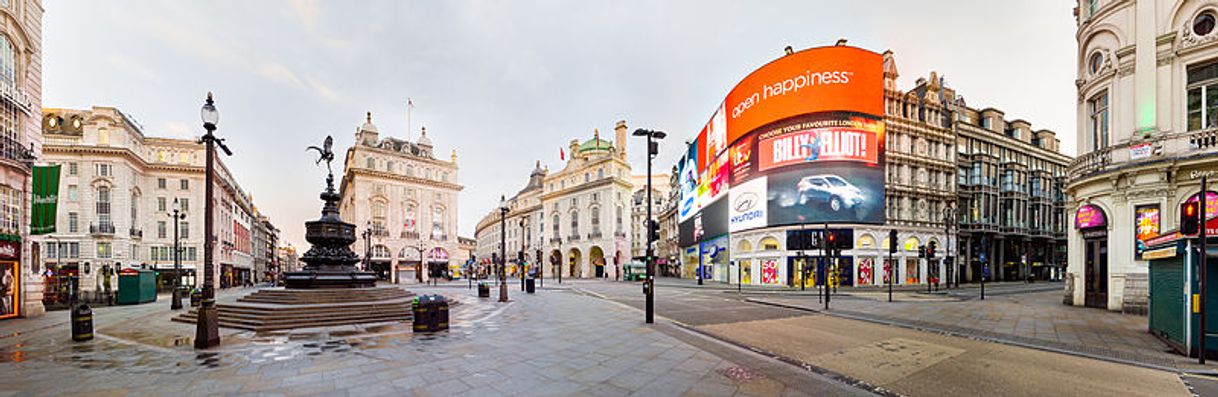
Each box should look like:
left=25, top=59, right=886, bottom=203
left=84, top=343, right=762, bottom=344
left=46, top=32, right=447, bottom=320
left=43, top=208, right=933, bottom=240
left=927, top=241, right=937, bottom=259
left=1183, top=201, right=1201, bottom=235
left=889, top=230, right=898, bottom=253
left=918, top=245, right=926, bottom=259
left=648, top=219, right=660, bottom=242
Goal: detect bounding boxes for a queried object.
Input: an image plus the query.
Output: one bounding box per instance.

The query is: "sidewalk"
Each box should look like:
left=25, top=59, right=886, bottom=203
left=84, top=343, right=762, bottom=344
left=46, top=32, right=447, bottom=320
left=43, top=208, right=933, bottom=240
left=746, top=289, right=1208, bottom=373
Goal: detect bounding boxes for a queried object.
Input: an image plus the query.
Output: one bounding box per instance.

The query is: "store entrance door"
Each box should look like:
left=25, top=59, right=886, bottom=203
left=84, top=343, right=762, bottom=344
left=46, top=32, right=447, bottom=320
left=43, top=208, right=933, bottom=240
left=1084, top=237, right=1108, bottom=308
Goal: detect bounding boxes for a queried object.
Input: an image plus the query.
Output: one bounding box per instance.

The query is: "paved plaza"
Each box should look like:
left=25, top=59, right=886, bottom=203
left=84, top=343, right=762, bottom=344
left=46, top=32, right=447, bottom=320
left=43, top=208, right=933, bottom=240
left=0, top=283, right=869, bottom=396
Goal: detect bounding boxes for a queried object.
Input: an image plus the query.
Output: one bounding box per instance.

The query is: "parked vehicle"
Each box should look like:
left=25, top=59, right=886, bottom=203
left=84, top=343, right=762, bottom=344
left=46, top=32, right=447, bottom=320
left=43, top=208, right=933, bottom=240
left=623, top=261, right=647, bottom=281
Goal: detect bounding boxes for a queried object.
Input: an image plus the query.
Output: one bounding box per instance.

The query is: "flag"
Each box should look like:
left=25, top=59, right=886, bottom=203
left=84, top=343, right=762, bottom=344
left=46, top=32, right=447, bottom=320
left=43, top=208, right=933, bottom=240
left=31, top=165, right=61, bottom=235
left=560, top=147, right=565, bottom=160
left=407, top=98, right=413, bottom=108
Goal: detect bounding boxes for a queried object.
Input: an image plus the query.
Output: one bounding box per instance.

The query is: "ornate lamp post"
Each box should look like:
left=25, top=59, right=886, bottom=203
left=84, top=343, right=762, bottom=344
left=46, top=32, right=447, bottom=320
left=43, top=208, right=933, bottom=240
left=195, top=92, right=230, bottom=350
left=362, top=221, right=373, bottom=273
left=519, top=217, right=527, bottom=291
left=498, top=195, right=509, bottom=302
left=169, top=198, right=187, bottom=310
left=942, top=205, right=957, bottom=288
left=633, top=128, right=666, bottom=324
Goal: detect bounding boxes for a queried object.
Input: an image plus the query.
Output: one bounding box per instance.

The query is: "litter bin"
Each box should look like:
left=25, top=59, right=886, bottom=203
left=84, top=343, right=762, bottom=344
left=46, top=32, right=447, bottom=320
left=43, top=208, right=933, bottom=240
left=190, top=289, right=201, bottom=307
left=434, top=295, right=449, bottom=331
left=71, top=303, right=93, bottom=342
left=412, top=295, right=432, bottom=332
left=526, top=278, right=535, bottom=294
left=477, top=283, right=490, bottom=298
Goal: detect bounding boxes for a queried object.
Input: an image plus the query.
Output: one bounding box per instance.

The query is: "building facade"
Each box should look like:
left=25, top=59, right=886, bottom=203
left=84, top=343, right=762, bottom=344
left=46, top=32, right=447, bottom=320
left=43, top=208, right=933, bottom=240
left=1066, top=0, right=1218, bottom=312
left=474, top=122, right=633, bottom=280
left=38, top=106, right=273, bottom=301
left=251, top=211, right=278, bottom=283
left=0, top=0, right=42, bottom=319
left=668, top=49, right=1070, bottom=289
left=629, top=173, right=669, bottom=262
left=339, top=113, right=462, bottom=283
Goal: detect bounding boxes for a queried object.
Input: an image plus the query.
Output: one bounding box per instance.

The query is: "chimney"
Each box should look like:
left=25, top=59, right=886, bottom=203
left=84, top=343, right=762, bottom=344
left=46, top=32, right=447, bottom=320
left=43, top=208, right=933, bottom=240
left=569, top=139, right=580, bottom=162
left=615, top=120, right=628, bottom=160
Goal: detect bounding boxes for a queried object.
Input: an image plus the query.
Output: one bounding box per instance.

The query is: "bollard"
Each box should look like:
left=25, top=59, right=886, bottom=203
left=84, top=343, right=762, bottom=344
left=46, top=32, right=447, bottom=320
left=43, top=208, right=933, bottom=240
left=71, top=303, right=94, bottom=342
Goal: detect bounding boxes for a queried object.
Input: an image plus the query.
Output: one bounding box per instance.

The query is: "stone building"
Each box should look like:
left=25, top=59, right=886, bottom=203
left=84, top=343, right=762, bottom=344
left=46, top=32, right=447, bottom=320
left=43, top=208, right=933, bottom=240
left=475, top=122, right=634, bottom=280
left=629, top=173, right=670, bottom=261
left=339, top=113, right=462, bottom=283
left=251, top=211, right=279, bottom=283
left=38, top=106, right=271, bottom=299
left=0, top=0, right=42, bottom=319
left=1066, top=0, right=1218, bottom=312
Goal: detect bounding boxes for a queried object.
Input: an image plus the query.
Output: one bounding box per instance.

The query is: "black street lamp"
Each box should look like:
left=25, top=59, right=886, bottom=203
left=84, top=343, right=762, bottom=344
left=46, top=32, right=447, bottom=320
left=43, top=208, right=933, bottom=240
left=413, top=243, right=428, bottom=284
left=942, top=205, right=956, bottom=289
left=536, top=237, right=543, bottom=289
left=633, top=128, right=665, bottom=324
left=169, top=199, right=187, bottom=310
left=195, top=92, right=230, bottom=350
left=362, top=221, right=373, bottom=273
left=555, top=237, right=563, bottom=284
left=498, top=195, right=510, bottom=302
left=519, top=217, right=527, bottom=291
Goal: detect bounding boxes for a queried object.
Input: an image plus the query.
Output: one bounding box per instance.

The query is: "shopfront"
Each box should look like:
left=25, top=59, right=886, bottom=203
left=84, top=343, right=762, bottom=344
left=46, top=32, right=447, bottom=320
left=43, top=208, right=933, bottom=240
left=1076, top=204, right=1109, bottom=308
left=0, top=241, right=20, bottom=319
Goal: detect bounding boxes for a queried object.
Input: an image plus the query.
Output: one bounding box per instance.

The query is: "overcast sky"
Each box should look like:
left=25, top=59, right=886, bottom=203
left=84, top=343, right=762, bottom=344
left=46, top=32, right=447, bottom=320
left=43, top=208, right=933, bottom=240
left=43, top=1, right=1077, bottom=249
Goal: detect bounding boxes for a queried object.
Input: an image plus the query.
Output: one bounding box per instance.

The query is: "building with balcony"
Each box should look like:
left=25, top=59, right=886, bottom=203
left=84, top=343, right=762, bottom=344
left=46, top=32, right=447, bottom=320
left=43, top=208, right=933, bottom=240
left=1065, top=0, right=1218, bottom=313
left=629, top=173, right=669, bottom=262
left=38, top=106, right=273, bottom=299
left=0, top=0, right=42, bottom=319
left=474, top=122, right=633, bottom=280
left=338, top=113, right=462, bottom=283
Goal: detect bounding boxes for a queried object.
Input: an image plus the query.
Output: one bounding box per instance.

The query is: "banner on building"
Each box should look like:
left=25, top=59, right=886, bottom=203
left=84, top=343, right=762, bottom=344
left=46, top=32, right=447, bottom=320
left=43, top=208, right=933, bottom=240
left=30, top=165, right=61, bottom=235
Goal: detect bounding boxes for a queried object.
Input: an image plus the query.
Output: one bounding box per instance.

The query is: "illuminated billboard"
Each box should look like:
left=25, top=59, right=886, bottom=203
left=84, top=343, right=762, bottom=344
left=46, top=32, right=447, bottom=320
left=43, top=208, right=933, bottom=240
left=678, top=44, right=885, bottom=239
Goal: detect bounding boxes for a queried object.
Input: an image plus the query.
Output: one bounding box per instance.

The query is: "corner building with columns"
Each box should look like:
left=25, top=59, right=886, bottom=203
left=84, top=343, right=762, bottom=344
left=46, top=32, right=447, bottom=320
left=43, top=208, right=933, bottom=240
left=474, top=122, right=633, bottom=280
left=1066, top=0, right=1218, bottom=313
left=339, top=113, right=462, bottom=283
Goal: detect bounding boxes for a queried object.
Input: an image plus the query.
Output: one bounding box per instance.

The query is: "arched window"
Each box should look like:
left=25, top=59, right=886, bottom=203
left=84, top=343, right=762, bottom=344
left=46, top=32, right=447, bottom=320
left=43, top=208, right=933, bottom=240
left=0, top=35, right=15, bottom=86
left=431, top=206, right=445, bottom=240
left=737, top=240, right=753, bottom=252
left=372, top=245, right=391, bottom=259
left=759, top=237, right=780, bottom=251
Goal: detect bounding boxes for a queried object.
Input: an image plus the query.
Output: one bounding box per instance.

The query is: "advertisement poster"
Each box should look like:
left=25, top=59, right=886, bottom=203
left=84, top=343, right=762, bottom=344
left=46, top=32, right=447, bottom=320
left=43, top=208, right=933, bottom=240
left=729, top=134, right=755, bottom=183
left=1074, top=204, right=1108, bottom=229
left=728, top=177, right=768, bottom=232
left=741, top=260, right=752, bottom=284
left=31, top=165, right=61, bottom=235
left=905, top=258, right=920, bottom=284
left=757, top=116, right=883, bottom=171
left=761, top=259, right=779, bottom=285
left=0, top=260, right=17, bottom=319
left=699, top=152, right=729, bottom=208
left=882, top=259, right=892, bottom=284
left=700, top=235, right=729, bottom=282
left=1134, top=204, right=1160, bottom=259
left=678, top=141, right=700, bottom=222
left=858, top=258, right=873, bottom=286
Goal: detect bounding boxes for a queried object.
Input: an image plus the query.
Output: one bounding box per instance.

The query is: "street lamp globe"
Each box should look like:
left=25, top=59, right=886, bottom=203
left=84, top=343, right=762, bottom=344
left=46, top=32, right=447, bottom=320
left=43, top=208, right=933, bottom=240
left=200, top=92, right=219, bottom=128
left=172, top=197, right=181, bottom=213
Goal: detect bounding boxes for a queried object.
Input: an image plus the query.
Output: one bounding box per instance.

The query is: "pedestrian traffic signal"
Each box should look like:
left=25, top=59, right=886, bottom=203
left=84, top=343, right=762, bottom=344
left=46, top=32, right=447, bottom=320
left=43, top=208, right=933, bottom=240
left=1183, top=201, right=1201, bottom=235
left=927, top=241, right=936, bottom=259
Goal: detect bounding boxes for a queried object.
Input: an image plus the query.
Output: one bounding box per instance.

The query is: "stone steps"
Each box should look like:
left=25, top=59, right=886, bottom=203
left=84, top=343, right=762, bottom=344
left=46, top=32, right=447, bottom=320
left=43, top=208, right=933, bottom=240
left=171, top=286, right=424, bottom=332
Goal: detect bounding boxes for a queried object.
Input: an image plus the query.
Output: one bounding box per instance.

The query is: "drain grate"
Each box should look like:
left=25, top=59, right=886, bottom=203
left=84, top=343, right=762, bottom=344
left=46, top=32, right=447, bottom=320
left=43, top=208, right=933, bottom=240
left=718, top=365, right=766, bottom=382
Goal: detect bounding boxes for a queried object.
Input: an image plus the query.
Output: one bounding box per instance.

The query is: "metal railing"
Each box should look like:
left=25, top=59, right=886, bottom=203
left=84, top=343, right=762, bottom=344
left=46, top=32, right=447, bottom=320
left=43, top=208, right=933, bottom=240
left=129, top=228, right=142, bottom=238
left=0, top=135, right=31, bottom=164
left=90, top=222, right=115, bottom=235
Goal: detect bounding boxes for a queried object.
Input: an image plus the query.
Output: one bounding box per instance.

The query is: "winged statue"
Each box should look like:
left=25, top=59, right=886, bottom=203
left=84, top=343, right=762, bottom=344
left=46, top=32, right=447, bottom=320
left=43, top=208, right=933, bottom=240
left=306, top=135, right=336, bottom=175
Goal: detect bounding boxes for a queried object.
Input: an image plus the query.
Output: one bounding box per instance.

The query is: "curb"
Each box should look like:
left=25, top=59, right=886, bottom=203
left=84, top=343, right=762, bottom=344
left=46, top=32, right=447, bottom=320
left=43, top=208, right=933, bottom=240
left=743, top=297, right=1218, bottom=377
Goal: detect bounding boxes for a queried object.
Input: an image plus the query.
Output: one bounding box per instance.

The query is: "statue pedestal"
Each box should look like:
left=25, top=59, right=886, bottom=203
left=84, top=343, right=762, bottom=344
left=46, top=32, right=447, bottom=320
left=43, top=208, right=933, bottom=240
left=283, top=270, right=377, bottom=289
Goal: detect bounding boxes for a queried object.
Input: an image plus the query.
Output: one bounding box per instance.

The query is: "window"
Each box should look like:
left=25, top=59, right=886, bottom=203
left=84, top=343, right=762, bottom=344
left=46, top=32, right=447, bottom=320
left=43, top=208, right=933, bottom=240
left=552, top=214, right=560, bottom=238
left=570, top=210, right=580, bottom=236
left=366, top=157, right=375, bottom=169
left=1196, top=12, right=1216, bottom=36
left=158, top=197, right=166, bottom=212
left=1189, top=63, right=1218, bottom=131
left=157, top=178, right=166, bottom=189
left=67, top=185, right=78, bottom=201
left=179, top=221, right=189, bottom=239
left=97, top=186, right=111, bottom=227
left=68, top=163, right=78, bottom=176
left=130, top=192, right=138, bottom=231
left=406, top=165, right=414, bottom=177
left=97, top=242, right=112, bottom=259
left=1088, top=0, right=1099, bottom=17
left=598, top=169, right=604, bottom=179
left=180, top=179, right=189, bottom=190
left=0, top=35, right=13, bottom=86
left=158, top=221, right=167, bottom=239
left=590, top=206, right=601, bottom=233
left=95, top=163, right=111, bottom=177
left=616, top=206, right=623, bottom=232
left=68, top=212, right=78, bottom=233
left=98, top=128, right=109, bottom=145
left=179, top=198, right=189, bottom=212
left=584, top=173, right=590, bottom=182
left=387, top=161, right=394, bottom=172
left=431, top=207, right=445, bottom=240
left=1088, top=52, right=1103, bottom=75
left=1087, top=92, right=1109, bottom=150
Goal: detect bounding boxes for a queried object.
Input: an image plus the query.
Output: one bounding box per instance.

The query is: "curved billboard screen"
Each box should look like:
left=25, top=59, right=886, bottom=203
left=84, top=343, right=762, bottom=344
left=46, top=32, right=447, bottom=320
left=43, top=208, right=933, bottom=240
left=678, top=45, right=885, bottom=234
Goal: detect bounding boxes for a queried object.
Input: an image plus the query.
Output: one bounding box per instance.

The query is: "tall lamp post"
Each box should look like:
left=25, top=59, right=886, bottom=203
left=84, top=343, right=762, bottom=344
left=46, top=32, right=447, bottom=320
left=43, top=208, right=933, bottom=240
left=195, top=92, right=230, bottom=350
left=169, top=199, right=187, bottom=310
left=633, top=128, right=665, bottom=324
left=536, top=237, right=543, bottom=289
left=498, top=195, right=510, bottom=302
left=942, top=205, right=956, bottom=289
left=519, top=217, right=527, bottom=291
left=362, top=221, right=373, bottom=272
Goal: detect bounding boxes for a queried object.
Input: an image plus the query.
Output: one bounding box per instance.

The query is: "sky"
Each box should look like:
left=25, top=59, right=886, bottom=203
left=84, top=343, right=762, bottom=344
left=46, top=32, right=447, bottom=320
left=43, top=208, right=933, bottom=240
left=43, top=1, right=1078, bottom=250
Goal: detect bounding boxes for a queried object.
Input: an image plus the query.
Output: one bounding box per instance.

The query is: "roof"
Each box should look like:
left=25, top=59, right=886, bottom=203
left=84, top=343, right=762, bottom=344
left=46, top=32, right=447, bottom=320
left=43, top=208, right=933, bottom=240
left=579, top=137, right=613, bottom=153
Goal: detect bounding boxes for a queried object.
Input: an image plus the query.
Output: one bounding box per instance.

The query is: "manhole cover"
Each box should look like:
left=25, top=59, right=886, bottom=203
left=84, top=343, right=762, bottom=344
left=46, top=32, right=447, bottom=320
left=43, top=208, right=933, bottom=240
left=717, top=366, right=766, bottom=382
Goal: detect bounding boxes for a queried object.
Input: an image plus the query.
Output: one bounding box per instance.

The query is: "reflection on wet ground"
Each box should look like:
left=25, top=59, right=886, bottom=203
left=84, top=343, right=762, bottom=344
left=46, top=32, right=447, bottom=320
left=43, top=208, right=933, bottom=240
left=0, top=290, right=499, bottom=375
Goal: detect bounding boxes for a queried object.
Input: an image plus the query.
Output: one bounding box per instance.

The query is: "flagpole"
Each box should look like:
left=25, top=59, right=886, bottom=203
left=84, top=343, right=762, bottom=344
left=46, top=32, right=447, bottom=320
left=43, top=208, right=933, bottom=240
left=407, top=98, right=413, bottom=140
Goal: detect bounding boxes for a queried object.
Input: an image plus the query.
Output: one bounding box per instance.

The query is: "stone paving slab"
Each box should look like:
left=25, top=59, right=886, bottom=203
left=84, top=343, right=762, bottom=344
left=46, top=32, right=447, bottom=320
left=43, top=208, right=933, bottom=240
left=0, top=284, right=864, bottom=396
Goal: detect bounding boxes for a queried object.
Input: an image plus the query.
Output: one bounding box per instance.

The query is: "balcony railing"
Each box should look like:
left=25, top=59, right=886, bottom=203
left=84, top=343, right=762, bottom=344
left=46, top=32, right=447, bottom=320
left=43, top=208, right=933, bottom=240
left=401, top=231, right=420, bottom=240
left=0, top=135, right=32, bottom=164
left=90, top=222, right=115, bottom=235
left=568, top=234, right=581, bottom=241
left=371, top=229, right=389, bottom=238
left=588, top=231, right=603, bottom=240
left=129, top=228, right=142, bottom=238
left=549, top=237, right=562, bottom=245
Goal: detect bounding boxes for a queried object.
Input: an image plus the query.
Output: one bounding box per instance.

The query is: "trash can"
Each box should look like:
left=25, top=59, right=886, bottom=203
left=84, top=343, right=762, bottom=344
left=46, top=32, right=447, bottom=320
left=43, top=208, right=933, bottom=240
left=71, top=303, right=93, bottom=342
left=412, top=295, right=431, bottom=332
left=478, top=283, right=490, bottom=298
left=190, top=289, right=201, bottom=307
left=434, top=295, right=449, bottom=331
left=526, top=278, right=535, bottom=294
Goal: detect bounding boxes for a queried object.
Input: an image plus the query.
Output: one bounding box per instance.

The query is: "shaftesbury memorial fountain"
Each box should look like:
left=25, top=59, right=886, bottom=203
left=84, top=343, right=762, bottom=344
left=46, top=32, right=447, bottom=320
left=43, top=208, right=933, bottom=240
left=175, top=136, right=414, bottom=331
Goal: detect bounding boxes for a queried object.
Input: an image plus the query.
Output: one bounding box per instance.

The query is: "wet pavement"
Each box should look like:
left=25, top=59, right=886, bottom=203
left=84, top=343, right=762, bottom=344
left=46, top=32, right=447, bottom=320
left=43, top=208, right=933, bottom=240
left=0, top=283, right=872, bottom=396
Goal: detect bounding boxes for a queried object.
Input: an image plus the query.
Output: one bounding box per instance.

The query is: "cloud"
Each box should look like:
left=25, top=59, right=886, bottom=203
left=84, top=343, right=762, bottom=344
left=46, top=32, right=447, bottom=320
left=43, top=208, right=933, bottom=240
left=304, top=76, right=340, bottom=102
left=289, top=0, right=321, bottom=30
left=259, top=62, right=305, bottom=88
left=160, top=121, right=194, bottom=139
left=105, top=54, right=161, bottom=83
